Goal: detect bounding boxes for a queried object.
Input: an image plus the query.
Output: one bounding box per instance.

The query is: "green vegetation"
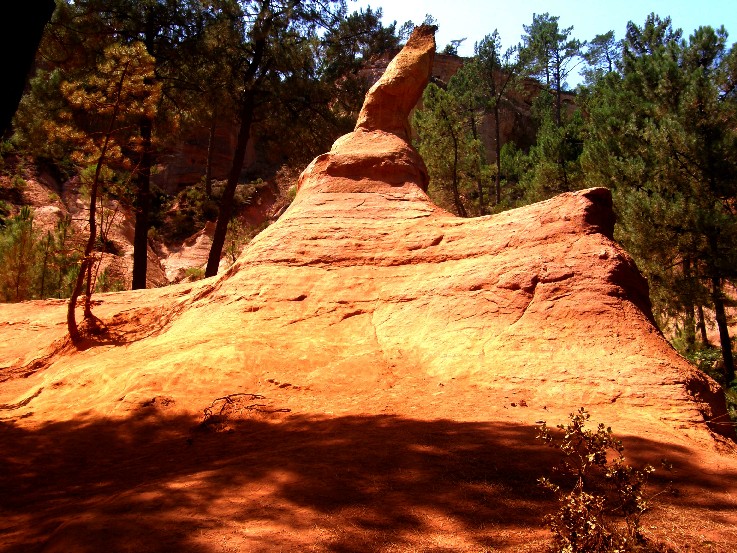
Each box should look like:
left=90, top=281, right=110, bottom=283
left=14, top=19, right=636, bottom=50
left=184, top=267, right=206, bottom=281
left=0, top=207, right=80, bottom=301
left=537, top=409, right=657, bottom=552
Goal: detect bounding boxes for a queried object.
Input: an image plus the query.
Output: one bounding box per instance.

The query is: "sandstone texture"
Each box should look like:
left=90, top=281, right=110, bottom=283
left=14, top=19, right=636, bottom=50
left=1, top=26, right=736, bottom=553
left=356, top=24, right=436, bottom=141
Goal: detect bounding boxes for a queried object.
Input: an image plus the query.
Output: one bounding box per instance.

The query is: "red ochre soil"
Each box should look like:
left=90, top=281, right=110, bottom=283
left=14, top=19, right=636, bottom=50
left=2, top=25, right=737, bottom=553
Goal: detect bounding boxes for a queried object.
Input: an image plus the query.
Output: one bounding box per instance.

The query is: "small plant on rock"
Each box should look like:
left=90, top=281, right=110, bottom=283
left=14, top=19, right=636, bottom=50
left=537, top=408, right=655, bottom=552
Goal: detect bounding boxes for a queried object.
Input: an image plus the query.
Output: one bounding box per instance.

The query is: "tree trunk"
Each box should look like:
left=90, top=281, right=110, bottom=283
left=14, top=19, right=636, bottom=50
left=450, top=132, right=467, bottom=218
left=206, top=13, right=269, bottom=278
left=469, top=109, right=484, bottom=214
left=206, top=91, right=255, bottom=277
left=131, top=117, right=153, bottom=289
left=205, top=106, right=217, bottom=197
left=39, top=233, right=51, bottom=298
left=711, top=275, right=735, bottom=386
left=67, top=61, right=128, bottom=344
left=682, top=258, right=696, bottom=351
left=697, top=304, right=709, bottom=346
left=68, top=155, right=103, bottom=344
left=554, top=52, right=562, bottom=128
left=493, top=102, right=502, bottom=205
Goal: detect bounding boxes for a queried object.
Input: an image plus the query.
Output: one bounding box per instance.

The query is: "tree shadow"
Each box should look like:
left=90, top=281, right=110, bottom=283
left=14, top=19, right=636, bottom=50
left=0, top=405, right=735, bottom=552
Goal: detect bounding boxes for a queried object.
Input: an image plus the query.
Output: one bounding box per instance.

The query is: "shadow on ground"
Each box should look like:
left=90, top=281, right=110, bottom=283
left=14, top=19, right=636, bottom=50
left=0, top=404, right=735, bottom=552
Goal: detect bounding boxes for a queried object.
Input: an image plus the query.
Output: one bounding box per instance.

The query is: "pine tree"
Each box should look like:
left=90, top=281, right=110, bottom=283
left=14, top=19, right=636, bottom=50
left=475, top=31, right=522, bottom=207
left=520, top=13, right=583, bottom=126
left=582, top=14, right=737, bottom=385
left=47, top=41, right=161, bottom=343
left=414, top=81, right=485, bottom=217
left=0, top=207, right=38, bottom=302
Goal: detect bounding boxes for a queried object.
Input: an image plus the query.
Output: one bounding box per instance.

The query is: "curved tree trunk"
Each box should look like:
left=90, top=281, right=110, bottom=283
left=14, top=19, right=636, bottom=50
left=67, top=59, right=129, bottom=344
left=206, top=8, right=270, bottom=278
left=67, top=158, right=102, bottom=344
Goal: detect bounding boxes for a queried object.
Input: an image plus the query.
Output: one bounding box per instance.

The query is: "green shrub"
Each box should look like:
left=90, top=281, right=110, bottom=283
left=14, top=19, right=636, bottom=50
left=0, top=200, right=10, bottom=227
left=0, top=211, right=81, bottom=301
left=677, top=344, right=737, bottom=433
left=184, top=266, right=205, bottom=281
left=11, top=174, right=27, bottom=190
left=537, top=408, right=656, bottom=552
left=0, top=206, right=37, bottom=301
left=158, top=182, right=219, bottom=242
left=95, top=267, right=126, bottom=293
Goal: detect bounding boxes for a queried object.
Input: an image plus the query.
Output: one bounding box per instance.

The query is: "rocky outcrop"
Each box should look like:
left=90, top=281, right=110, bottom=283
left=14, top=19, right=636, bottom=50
left=0, top=27, right=735, bottom=552
left=356, top=25, right=436, bottom=141
left=0, top=23, right=727, bottom=431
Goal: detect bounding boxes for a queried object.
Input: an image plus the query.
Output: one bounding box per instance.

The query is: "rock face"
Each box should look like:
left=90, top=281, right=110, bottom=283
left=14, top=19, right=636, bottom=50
left=355, top=24, right=436, bottom=141
left=1, top=25, right=735, bottom=553
left=0, top=22, right=728, bottom=435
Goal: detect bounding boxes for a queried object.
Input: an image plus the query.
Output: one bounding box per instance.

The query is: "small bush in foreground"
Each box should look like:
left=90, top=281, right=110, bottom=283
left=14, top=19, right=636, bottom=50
left=537, top=408, right=656, bottom=552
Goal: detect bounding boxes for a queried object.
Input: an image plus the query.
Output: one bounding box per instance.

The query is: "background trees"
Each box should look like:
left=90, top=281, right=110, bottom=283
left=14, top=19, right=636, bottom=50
left=582, top=14, right=737, bottom=385
left=475, top=31, right=521, bottom=207
left=411, top=11, right=736, bottom=388
left=13, top=0, right=209, bottom=290
left=414, top=78, right=484, bottom=217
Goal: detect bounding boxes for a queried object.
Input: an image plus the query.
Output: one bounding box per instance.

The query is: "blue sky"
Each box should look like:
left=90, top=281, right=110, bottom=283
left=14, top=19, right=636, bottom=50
left=350, top=0, right=737, bottom=87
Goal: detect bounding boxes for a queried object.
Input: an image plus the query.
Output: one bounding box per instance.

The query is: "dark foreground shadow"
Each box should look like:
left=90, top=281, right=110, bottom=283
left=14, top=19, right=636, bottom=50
left=0, top=406, right=735, bottom=552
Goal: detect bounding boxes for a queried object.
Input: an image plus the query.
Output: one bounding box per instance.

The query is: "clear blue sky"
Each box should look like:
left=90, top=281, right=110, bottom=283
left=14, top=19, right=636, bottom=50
left=350, top=0, right=737, bottom=87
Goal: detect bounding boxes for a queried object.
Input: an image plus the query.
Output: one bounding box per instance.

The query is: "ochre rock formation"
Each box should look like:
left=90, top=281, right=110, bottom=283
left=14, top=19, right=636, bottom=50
left=355, top=24, right=436, bottom=141
left=1, top=25, right=736, bottom=552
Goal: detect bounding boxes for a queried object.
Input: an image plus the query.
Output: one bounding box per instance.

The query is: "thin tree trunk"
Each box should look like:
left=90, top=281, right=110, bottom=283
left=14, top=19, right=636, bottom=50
left=469, top=108, right=484, bottom=214
left=555, top=54, right=562, bottom=128
left=206, top=91, right=255, bottom=277
left=205, top=107, right=217, bottom=198
left=706, top=232, right=735, bottom=386
left=131, top=117, right=152, bottom=289
left=683, top=258, right=696, bottom=351
left=493, top=102, right=502, bottom=205
left=697, top=304, right=709, bottom=346
left=67, top=60, right=128, bottom=344
left=39, top=232, right=51, bottom=298
left=206, top=11, right=269, bottom=278
left=68, top=156, right=103, bottom=344
left=450, top=131, right=467, bottom=218
left=711, top=275, right=735, bottom=386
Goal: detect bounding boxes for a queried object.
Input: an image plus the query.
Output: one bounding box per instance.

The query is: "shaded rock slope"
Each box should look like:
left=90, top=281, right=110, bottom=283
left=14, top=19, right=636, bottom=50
left=1, top=25, right=736, bottom=553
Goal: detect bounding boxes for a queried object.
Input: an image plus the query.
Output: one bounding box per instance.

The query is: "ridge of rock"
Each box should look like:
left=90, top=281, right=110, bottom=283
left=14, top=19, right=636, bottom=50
left=297, top=24, right=436, bottom=196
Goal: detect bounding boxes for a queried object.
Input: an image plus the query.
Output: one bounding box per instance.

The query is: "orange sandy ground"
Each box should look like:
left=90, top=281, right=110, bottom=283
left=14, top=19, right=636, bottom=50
left=1, top=312, right=736, bottom=553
